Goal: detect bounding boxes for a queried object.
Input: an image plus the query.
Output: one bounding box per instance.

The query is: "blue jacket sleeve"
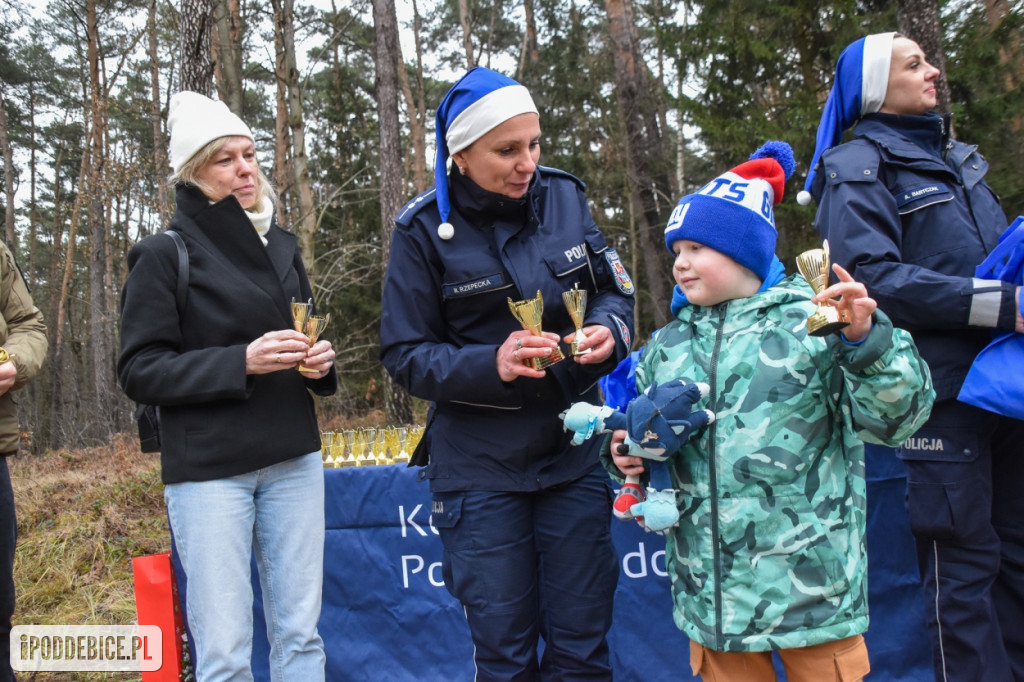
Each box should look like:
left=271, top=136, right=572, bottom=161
left=380, top=226, right=520, bottom=408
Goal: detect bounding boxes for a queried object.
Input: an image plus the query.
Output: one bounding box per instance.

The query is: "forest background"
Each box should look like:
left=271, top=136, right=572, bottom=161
left=1, top=0, right=1023, bottom=452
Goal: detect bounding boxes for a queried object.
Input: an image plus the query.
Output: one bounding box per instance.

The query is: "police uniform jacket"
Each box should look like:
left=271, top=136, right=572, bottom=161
left=381, top=167, right=636, bottom=492
left=811, top=113, right=1015, bottom=401
left=118, top=184, right=337, bottom=484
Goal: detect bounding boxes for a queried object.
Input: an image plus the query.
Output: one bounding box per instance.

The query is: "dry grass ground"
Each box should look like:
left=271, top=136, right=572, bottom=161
left=6, top=412, right=391, bottom=682
left=10, top=435, right=169, bottom=682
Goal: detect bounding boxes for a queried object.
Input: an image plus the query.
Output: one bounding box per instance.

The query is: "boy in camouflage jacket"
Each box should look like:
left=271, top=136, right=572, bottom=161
left=606, top=142, right=933, bottom=681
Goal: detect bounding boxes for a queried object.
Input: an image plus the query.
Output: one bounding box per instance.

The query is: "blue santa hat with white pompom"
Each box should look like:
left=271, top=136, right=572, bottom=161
left=664, top=140, right=796, bottom=282
left=796, top=32, right=896, bottom=206
left=432, top=67, right=538, bottom=239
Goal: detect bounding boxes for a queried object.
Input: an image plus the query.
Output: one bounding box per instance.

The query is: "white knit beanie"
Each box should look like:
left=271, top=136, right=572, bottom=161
left=167, top=91, right=254, bottom=173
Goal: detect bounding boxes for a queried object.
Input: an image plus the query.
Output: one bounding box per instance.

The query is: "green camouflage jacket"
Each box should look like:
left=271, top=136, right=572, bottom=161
left=632, top=275, right=933, bottom=652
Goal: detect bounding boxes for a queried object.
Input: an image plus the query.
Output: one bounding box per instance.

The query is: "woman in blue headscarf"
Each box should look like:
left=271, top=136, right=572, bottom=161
left=380, top=67, right=636, bottom=680
left=801, top=33, right=1024, bottom=682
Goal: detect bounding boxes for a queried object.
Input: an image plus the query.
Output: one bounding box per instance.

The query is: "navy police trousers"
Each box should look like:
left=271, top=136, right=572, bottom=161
left=432, top=466, right=618, bottom=681
left=898, top=400, right=1024, bottom=682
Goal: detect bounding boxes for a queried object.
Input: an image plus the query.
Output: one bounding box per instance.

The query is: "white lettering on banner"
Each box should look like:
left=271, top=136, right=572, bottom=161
left=395, top=503, right=668, bottom=591
left=622, top=542, right=668, bottom=579
left=399, top=504, right=437, bottom=537
left=402, top=555, right=444, bottom=588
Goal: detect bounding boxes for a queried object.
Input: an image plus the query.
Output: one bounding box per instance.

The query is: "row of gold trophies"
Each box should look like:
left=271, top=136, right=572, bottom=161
left=320, top=426, right=424, bottom=467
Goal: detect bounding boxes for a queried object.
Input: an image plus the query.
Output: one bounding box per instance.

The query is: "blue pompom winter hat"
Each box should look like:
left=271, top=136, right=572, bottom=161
left=664, top=141, right=796, bottom=281
left=433, top=67, right=538, bottom=239
left=796, top=32, right=896, bottom=206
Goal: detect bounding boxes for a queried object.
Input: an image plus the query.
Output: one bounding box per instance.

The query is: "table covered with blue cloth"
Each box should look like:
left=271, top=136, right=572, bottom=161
left=171, top=458, right=932, bottom=680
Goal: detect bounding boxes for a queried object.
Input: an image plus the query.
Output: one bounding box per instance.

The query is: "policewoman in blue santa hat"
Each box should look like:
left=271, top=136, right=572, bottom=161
left=380, top=67, right=635, bottom=679
left=801, top=32, right=1024, bottom=682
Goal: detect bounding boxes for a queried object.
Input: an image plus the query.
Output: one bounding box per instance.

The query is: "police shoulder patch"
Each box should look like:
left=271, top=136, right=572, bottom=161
left=605, top=249, right=635, bottom=295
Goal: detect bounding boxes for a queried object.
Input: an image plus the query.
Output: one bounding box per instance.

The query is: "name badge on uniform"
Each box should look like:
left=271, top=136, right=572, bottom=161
left=443, top=273, right=507, bottom=299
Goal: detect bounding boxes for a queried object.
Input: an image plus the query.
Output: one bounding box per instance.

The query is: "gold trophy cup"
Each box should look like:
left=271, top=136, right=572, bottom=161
left=291, top=298, right=312, bottom=333
left=291, top=298, right=330, bottom=373
left=508, top=290, right=565, bottom=370
left=795, top=240, right=849, bottom=337
left=562, top=284, right=591, bottom=356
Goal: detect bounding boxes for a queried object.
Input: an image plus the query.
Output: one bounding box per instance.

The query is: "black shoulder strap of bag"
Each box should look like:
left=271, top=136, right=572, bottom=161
left=165, top=230, right=189, bottom=315
left=135, top=231, right=189, bottom=453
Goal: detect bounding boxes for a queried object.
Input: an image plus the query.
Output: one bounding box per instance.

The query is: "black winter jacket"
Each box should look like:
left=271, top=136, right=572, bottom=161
left=118, top=184, right=336, bottom=483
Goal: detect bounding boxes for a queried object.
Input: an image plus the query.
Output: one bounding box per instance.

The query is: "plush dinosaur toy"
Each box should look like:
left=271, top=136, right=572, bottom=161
left=561, top=380, right=714, bottom=533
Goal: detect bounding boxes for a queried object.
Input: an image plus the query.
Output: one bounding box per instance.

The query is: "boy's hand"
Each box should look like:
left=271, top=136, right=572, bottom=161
left=811, top=263, right=877, bottom=343
left=610, top=429, right=646, bottom=477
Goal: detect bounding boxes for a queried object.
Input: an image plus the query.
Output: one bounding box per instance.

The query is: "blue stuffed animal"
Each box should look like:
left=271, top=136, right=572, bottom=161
left=561, top=380, right=714, bottom=533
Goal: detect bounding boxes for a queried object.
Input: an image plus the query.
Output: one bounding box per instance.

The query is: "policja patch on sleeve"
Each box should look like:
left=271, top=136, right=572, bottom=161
left=605, top=249, right=635, bottom=295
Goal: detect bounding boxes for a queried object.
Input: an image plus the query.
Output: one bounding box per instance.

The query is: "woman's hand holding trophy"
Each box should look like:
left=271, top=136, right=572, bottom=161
left=500, top=283, right=618, bottom=381
left=290, top=298, right=335, bottom=375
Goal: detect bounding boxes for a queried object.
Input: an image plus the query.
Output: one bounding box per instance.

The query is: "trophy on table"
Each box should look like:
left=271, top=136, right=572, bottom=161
left=320, top=432, right=334, bottom=467
left=507, top=290, right=565, bottom=370
left=357, top=428, right=378, bottom=466
left=562, top=283, right=591, bottom=356
left=392, top=427, right=410, bottom=465
left=795, top=239, right=849, bottom=337
left=336, top=430, right=356, bottom=467
left=290, top=298, right=330, bottom=373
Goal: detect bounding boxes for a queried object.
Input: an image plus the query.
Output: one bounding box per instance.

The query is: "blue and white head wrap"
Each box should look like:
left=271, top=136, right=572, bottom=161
left=796, top=32, right=896, bottom=206
left=433, top=67, right=538, bottom=239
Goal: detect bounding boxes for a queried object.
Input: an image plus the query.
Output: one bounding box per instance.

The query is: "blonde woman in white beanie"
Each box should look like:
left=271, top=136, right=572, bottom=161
left=117, top=91, right=336, bottom=682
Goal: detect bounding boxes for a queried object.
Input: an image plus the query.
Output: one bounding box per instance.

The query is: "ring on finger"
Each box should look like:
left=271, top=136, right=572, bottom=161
left=514, top=338, right=522, bottom=350
left=513, top=349, right=520, bottom=361
left=276, top=351, right=281, bottom=363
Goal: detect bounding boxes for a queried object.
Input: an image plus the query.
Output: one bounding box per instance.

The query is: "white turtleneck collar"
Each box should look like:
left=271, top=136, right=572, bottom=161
left=245, top=200, right=275, bottom=246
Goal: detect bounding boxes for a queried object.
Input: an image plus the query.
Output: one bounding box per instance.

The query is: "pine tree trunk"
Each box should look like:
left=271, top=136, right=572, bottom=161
left=458, top=0, right=475, bottom=69
left=0, top=86, right=15, bottom=251
left=148, top=0, right=170, bottom=226
left=272, top=0, right=317, bottom=267
left=373, top=0, right=414, bottom=426
left=180, top=0, right=214, bottom=94
left=212, top=0, right=244, bottom=115
left=397, top=0, right=428, bottom=193
left=272, top=0, right=292, bottom=225
left=604, top=0, right=672, bottom=328
left=87, top=0, right=114, bottom=438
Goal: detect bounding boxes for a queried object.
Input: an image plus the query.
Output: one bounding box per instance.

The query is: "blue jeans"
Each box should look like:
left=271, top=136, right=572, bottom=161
left=165, top=451, right=326, bottom=682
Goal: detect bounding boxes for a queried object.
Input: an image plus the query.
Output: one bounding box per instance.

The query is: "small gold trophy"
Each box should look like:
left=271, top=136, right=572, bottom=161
left=291, top=298, right=312, bottom=333
left=508, top=290, right=565, bottom=370
left=392, top=427, right=410, bottom=465
left=796, top=239, right=849, bottom=337
left=291, top=298, right=330, bottom=373
left=562, top=283, right=591, bottom=356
